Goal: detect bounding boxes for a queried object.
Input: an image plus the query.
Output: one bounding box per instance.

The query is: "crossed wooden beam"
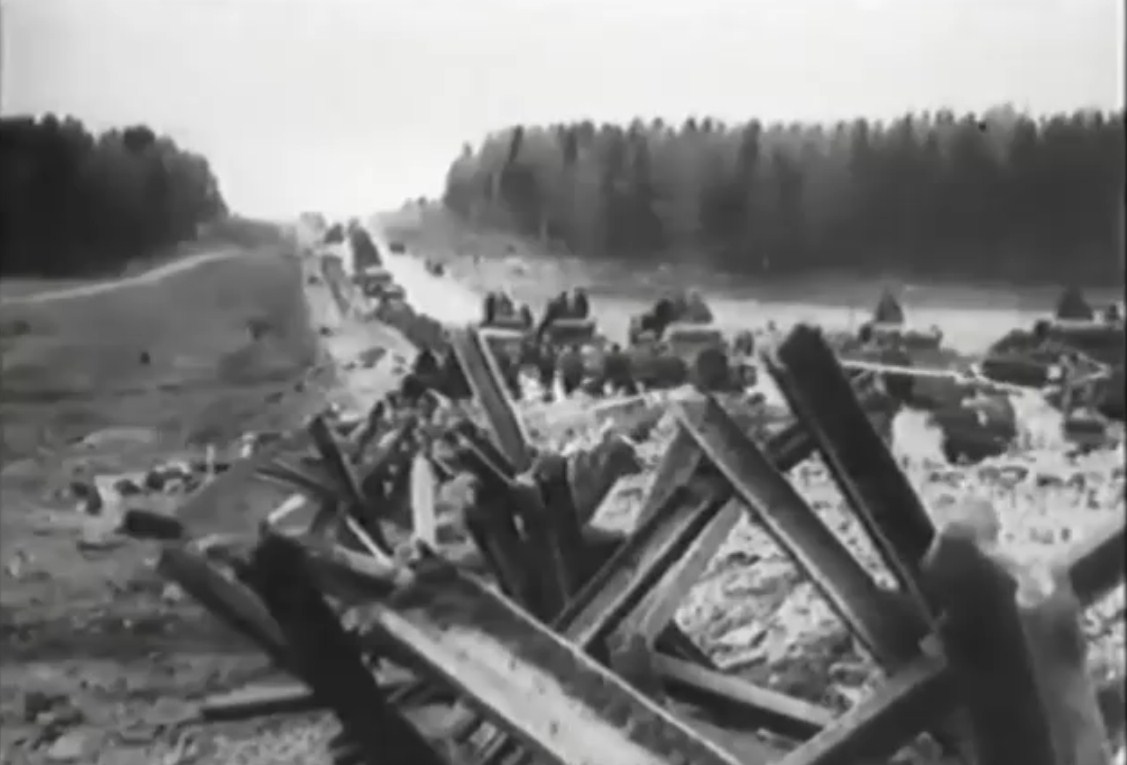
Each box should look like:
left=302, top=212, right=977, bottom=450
left=136, top=324, right=1125, bottom=765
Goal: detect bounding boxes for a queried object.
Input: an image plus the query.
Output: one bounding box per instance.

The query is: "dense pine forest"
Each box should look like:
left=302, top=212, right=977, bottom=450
left=1, top=114, right=228, bottom=277
left=443, top=107, right=1125, bottom=284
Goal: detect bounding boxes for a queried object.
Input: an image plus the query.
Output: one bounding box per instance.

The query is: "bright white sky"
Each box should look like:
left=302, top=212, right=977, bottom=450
left=2, top=0, right=1123, bottom=220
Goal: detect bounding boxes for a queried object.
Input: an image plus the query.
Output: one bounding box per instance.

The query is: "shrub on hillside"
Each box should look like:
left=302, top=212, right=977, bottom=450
left=444, top=107, right=1126, bottom=284
left=0, top=114, right=227, bottom=277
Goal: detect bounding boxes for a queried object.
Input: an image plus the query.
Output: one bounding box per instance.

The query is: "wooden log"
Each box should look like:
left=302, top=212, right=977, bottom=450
left=553, top=479, right=730, bottom=651
left=410, top=451, right=439, bottom=548
left=449, top=327, right=532, bottom=471
left=200, top=682, right=320, bottom=721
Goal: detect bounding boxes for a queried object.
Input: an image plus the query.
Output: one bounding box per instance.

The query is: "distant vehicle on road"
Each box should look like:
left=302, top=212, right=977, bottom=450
left=354, top=265, right=395, bottom=298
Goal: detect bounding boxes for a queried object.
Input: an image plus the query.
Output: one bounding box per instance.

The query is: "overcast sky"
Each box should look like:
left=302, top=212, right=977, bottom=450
left=2, top=0, right=1123, bottom=219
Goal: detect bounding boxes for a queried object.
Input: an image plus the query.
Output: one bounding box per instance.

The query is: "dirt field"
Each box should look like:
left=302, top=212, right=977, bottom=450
left=0, top=240, right=355, bottom=764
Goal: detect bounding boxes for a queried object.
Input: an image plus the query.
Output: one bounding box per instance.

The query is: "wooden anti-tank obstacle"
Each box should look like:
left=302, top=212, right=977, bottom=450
left=130, top=324, right=1124, bottom=765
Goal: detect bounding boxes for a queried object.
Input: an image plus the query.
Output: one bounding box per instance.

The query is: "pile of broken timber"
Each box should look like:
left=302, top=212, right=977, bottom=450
left=128, top=325, right=1125, bottom=765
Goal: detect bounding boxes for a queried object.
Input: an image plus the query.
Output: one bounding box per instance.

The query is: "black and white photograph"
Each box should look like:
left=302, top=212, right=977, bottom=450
left=0, top=0, right=1124, bottom=762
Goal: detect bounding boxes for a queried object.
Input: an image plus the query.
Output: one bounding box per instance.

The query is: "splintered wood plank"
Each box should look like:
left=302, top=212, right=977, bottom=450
left=410, top=451, right=439, bottom=548
left=631, top=499, right=744, bottom=642
left=356, top=567, right=751, bottom=765
left=634, top=426, right=705, bottom=527
left=655, top=654, right=835, bottom=740
left=469, top=480, right=734, bottom=764
left=449, top=327, right=532, bottom=472
left=555, top=477, right=732, bottom=650
left=677, top=395, right=926, bottom=667
left=770, top=325, right=936, bottom=609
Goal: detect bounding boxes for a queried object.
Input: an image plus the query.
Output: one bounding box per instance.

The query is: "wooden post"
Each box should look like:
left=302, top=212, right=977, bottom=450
left=245, top=533, right=451, bottom=765
left=923, top=503, right=1113, bottom=765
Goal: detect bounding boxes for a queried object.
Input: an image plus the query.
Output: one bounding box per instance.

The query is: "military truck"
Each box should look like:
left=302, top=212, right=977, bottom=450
left=542, top=317, right=599, bottom=349
left=982, top=312, right=1124, bottom=390
left=480, top=291, right=533, bottom=332
left=867, top=322, right=944, bottom=351
left=930, top=388, right=1018, bottom=464
left=354, top=266, right=396, bottom=299
left=1044, top=318, right=1124, bottom=367
left=622, top=322, right=753, bottom=391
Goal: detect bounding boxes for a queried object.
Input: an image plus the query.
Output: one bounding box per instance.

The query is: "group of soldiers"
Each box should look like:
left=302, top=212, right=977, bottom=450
left=396, top=334, right=640, bottom=407
left=535, top=288, right=591, bottom=340
left=482, top=292, right=534, bottom=328
left=629, top=290, right=713, bottom=343
left=397, top=286, right=648, bottom=406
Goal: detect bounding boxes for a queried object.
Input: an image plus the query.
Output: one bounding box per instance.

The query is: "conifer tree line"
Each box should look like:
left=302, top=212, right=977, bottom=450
left=1, top=114, right=227, bottom=277
left=443, top=106, right=1125, bottom=283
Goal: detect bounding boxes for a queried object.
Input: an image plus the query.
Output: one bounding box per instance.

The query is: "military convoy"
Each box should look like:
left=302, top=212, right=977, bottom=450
left=469, top=287, right=756, bottom=393
left=979, top=288, right=1124, bottom=422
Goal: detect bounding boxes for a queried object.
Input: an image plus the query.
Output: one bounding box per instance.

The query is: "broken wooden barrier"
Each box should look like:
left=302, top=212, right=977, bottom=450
left=245, top=533, right=451, bottom=765
left=449, top=326, right=532, bottom=472
left=353, top=560, right=749, bottom=765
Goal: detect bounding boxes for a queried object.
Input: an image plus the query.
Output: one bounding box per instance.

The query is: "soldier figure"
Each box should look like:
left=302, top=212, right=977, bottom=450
left=603, top=343, right=638, bottom=396
left=536, top=342, right=557, bottom=401
left=483, top=292, right=497, bottom=325
left=572, top=288, right=590, bottom=319
left=558, top=344, right=585, bottom=397
left=537, top=291, right=569, bottom=342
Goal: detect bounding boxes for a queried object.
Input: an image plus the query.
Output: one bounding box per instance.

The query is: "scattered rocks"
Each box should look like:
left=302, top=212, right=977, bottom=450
left=45, top=729, right=92, bottom=762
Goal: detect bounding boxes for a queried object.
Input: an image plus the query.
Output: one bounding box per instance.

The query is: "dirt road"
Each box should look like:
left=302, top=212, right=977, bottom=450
left=1, top=248, right=243, bottom=307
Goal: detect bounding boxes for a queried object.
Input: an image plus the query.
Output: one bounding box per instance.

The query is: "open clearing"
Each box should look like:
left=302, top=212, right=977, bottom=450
left=0, top=239, right=346, bottom=764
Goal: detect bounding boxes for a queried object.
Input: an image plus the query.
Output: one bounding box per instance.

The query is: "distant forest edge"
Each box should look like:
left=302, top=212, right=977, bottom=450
left=442, top=107, right=1126, bottom=285
left=0, top=114, right=242, bottom=279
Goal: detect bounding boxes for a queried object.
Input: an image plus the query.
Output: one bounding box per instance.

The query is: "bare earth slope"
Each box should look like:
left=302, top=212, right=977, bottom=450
left=0, top=232, right=365, bottom=764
